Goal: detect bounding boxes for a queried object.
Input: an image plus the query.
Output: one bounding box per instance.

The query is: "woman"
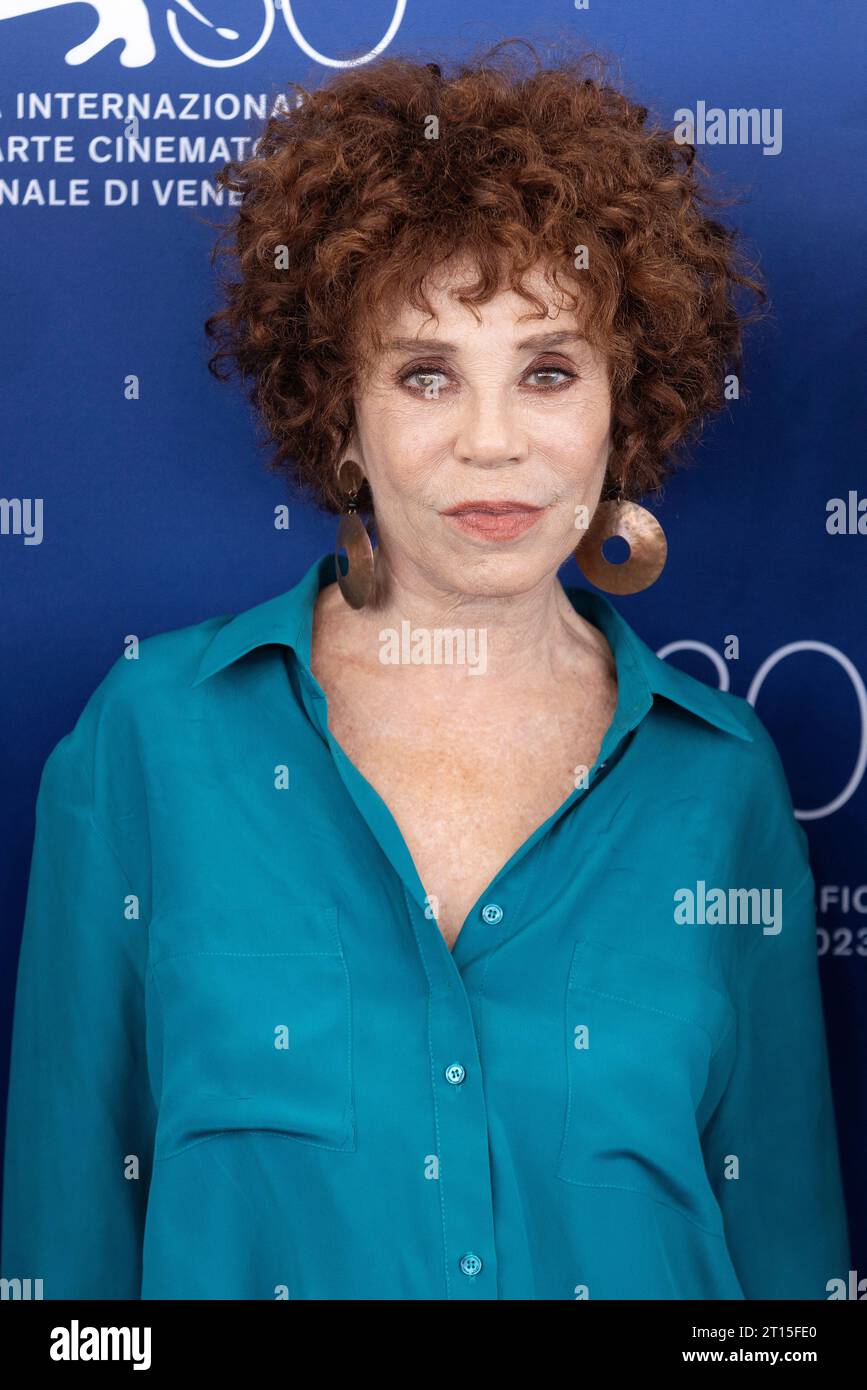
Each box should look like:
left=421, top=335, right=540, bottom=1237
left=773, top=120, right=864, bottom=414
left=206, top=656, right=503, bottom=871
left=1, top=44, right=849, bottom=1300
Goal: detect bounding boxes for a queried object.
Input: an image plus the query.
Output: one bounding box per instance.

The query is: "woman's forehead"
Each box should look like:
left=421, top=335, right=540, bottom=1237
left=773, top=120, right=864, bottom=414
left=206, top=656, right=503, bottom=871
left=364, top=263, right=588, bottom=350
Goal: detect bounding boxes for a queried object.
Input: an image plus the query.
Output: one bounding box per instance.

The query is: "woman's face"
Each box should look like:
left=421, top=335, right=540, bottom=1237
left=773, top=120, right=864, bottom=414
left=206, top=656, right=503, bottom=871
left=346, top=260, right=612, bottom=597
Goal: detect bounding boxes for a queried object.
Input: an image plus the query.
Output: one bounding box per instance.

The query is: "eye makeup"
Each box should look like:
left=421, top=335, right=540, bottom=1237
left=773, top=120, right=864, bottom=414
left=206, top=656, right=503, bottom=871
left=395, top=355, right=580, bottom=395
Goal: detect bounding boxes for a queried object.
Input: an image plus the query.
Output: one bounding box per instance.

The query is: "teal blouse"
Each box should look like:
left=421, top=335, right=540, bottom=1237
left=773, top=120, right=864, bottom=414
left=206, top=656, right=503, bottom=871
left=1, top=551, right=849, bottom=1300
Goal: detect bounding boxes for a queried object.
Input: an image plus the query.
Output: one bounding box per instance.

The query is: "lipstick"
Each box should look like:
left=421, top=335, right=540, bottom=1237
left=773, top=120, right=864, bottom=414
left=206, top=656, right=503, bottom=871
left=440, top=500, right=546, bottom=542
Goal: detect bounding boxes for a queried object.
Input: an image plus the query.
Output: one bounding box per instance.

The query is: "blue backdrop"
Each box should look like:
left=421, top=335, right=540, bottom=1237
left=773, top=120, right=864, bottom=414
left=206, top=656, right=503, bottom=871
left=1, top=0, right=865, bottom=1284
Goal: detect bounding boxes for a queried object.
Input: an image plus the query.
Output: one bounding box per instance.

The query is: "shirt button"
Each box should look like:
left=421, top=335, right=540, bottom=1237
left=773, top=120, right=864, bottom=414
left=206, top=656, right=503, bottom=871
left=481, top=902, right=503, bottom=925
left=444, top=1063, right=466, bottom=1085
left=460, top=1252, right=483, bottom=1277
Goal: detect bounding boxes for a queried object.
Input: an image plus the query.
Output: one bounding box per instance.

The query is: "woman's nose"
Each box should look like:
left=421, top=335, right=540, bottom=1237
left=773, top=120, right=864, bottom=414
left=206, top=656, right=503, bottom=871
left=452, top=386, right=528, bottom=467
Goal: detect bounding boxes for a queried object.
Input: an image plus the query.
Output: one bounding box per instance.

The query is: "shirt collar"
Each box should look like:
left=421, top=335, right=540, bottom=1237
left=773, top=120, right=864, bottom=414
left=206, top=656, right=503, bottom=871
left=191, top=550, right=753, bottom=744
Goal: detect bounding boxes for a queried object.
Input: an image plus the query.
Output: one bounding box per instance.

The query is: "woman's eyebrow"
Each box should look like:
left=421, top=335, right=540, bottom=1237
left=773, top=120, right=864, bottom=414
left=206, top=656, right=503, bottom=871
left=382, top=330, right=586, bottom=354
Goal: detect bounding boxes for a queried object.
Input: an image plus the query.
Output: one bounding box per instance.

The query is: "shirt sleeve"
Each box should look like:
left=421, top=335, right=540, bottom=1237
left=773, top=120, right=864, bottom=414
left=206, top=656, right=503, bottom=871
left=1, top=736, right=155, bottom=1299
left=700, top=852, right=850, bottom=1299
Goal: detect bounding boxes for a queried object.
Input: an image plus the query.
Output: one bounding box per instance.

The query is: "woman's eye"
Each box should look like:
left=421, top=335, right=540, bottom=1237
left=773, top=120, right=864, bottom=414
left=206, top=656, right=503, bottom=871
left=524, top=366, right=577, bottom=389
left=398, top=363, right=577, bottom=394
left=401, top=367, right=450, bottom=395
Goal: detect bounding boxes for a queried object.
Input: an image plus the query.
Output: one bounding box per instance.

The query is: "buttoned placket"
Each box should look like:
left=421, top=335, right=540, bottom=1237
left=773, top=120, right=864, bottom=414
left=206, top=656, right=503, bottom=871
left=284, top=599, right=653, bottom=1296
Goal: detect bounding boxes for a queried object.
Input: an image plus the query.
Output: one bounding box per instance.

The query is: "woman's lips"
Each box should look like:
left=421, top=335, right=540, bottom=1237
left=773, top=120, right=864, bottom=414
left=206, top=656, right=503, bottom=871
left=441, top=503, right=546, bottom=541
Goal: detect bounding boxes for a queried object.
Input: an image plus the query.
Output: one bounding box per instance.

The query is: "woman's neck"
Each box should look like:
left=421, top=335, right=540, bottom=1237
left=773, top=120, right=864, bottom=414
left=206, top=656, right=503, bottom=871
left=323, top=544, right=611, bottom=689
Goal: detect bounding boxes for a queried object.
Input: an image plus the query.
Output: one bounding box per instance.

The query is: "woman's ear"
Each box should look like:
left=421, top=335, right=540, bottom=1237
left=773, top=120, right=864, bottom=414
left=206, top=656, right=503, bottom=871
left=337, top=423, right=365, bottom=478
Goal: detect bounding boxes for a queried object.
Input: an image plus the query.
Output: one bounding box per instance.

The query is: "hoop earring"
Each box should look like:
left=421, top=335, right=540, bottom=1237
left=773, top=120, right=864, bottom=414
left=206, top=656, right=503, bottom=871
left=334, top=458, right=376, bottom=609
left=575, top=483, right=667, bottom=595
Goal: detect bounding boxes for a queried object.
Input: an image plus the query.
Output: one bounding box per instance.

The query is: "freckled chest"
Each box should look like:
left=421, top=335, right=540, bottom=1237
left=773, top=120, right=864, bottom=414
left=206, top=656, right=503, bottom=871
left=310, top=642, right=616, bottom=951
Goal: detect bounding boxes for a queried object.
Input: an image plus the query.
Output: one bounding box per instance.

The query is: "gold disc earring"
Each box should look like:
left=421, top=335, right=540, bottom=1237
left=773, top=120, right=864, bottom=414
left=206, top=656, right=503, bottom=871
left=334, top=458, right=376, bottom=609
left=575, top=482, right=667, bottom=595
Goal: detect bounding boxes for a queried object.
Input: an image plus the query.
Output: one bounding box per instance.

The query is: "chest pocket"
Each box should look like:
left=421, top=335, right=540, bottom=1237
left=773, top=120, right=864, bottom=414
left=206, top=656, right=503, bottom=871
left=555, top=937, right=735, bottom=1234
left=149, top=905, right=355, bottom=1160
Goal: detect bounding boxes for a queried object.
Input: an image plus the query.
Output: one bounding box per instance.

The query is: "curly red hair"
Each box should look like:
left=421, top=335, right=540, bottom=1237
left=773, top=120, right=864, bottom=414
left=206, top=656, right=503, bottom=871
left=205, top=40, right=765, bottom=515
